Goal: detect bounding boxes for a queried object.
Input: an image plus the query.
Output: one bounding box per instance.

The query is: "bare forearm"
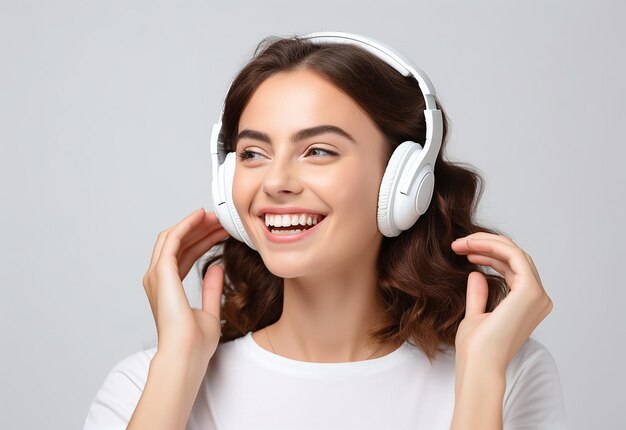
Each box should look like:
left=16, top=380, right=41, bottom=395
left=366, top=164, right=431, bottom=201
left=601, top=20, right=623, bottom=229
left=127, top=352, right=209, bottom=430
left=450, top=358, right=506, bottom=430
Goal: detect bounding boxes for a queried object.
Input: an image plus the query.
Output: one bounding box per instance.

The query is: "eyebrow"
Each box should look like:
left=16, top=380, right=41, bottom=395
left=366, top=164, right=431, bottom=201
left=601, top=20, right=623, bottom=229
left=235, top=124, right=356, bottom=146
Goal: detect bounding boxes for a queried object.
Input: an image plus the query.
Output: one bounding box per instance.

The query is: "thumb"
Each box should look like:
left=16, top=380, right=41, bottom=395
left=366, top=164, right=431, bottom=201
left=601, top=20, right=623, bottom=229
left=202, top=264, right=224, bottom=321
left=465, top=271, right=489, bottom=318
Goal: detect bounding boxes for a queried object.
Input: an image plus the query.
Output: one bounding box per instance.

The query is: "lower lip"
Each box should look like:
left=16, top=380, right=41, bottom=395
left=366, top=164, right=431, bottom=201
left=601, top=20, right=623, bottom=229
left=260, top=216, right=325, bottom=243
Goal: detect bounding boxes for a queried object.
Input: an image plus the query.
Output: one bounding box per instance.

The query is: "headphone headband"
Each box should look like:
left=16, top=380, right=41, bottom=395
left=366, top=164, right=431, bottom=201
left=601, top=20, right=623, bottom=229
left=297, top=31, right=442, bottom=171
left=300, top=31, right=438, bottom=109
left=211, top=31, right=443, bottom=190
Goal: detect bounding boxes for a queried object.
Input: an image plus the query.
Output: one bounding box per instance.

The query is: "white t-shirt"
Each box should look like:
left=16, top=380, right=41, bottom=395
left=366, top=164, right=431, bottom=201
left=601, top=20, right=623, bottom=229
left=84, top=332, right=567, bottom=429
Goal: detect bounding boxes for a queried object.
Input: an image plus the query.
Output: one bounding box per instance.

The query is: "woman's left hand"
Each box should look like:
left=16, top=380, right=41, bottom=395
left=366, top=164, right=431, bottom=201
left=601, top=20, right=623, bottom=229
left=450, top=232, right=553, bottom=372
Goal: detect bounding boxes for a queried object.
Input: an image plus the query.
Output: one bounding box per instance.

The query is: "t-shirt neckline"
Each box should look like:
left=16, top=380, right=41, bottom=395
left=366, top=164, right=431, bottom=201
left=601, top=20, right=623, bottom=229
left=238, top=331, right=415, bottom=378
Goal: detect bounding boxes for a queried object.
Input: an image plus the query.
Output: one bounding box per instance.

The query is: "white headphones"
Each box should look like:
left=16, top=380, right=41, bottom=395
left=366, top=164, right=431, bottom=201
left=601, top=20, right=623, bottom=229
left=210, top=31, right=443, bottom=251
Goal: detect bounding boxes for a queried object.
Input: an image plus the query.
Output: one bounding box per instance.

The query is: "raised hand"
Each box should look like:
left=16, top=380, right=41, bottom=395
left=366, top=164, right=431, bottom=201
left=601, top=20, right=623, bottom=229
left=450, top=232, right=553, bottom=372
left=142, top=208, right=230, bottom=363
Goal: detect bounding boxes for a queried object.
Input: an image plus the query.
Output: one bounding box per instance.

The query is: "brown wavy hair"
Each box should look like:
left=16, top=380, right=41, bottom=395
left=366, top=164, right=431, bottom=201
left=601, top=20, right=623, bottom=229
left=201, top=33, right=510, bottom=362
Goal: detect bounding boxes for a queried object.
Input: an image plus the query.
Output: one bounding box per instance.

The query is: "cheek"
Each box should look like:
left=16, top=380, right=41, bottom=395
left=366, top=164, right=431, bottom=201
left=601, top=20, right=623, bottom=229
left=327, top=164, right=381, bottom=220
left=232, top=168, right=252, bottom=215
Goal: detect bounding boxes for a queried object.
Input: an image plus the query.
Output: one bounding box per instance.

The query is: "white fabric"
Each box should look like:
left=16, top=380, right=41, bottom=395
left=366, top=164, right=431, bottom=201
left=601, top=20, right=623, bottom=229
left=84, top=332, right=567, bottom=429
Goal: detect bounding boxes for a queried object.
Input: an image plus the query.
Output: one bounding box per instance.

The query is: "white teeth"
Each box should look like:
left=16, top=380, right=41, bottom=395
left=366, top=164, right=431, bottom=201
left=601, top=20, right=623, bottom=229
left=264, top=212, right=324, bottom=228
left=270, top=229, right=305, bottom=235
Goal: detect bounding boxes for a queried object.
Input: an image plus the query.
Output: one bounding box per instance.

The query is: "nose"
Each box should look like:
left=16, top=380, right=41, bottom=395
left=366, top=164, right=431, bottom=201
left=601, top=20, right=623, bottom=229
left=262, top=153, right=304, bottom=198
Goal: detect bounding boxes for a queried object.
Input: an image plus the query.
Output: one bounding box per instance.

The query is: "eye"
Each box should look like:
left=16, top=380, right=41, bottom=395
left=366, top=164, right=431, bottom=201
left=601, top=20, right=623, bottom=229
left=237, top=146, right=338, bottom=162
left=237, top=149, right=264, bottom=161
left=306, top=146, right=338, bottom=157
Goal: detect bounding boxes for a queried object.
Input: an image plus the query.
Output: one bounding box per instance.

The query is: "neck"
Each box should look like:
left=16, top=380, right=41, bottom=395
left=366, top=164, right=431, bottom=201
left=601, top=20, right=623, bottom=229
left=254, top=256, right=401, bottom=363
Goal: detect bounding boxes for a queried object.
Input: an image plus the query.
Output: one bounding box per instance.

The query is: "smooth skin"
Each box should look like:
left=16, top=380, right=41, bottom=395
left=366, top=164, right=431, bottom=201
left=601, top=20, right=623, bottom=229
left=128, top=209, right=229, bottom=430
left=450, top=233, right=553, bottom=429
left=128, top=68, right=553, bottom=429
left=128, top=209, right=552, bottom=430
left=232, top=69, right=401, bottom=362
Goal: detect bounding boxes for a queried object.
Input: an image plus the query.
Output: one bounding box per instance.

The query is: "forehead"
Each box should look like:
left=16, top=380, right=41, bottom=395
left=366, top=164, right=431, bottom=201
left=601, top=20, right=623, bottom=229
left=238, top=69, right=383, bottom=143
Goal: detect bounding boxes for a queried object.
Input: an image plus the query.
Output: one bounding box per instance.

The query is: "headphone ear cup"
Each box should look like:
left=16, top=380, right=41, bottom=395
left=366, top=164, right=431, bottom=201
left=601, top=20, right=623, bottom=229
left=220, top=153, right=257, bottom=250
left=377, top=141, right=416, bottom=237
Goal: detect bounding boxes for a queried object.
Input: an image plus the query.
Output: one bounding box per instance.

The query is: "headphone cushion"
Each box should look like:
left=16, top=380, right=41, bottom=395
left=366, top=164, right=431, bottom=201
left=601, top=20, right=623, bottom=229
left=222, top=153, right=257, bottom=250
left=377, top=141, right=416, bottom=237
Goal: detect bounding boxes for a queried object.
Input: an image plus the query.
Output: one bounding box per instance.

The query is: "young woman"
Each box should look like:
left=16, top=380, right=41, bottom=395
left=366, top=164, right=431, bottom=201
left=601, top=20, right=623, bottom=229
left=84, top=32, right=567, bottom=429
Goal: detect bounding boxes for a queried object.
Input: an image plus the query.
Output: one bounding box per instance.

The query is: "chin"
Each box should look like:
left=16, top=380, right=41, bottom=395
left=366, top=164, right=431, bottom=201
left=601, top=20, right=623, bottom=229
left=258, top=253, right=322, bottom=279
left=262, top=260, right=307, bottom=279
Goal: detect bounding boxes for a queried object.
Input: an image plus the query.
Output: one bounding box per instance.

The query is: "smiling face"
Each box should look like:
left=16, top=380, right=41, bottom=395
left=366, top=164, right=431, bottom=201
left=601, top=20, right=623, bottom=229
left=232, top=68, right=388, bottom=278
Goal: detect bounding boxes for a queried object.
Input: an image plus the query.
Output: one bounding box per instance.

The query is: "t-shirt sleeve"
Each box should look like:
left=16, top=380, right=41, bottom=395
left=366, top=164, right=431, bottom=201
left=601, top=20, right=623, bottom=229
left=83, top=347, right=157, bottom=430
left=502, top=337, right=568, bottom=429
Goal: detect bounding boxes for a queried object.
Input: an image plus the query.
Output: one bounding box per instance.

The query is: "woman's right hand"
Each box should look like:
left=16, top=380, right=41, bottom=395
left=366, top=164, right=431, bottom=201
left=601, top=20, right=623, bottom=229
left=142, top=208, right=230, bottom=364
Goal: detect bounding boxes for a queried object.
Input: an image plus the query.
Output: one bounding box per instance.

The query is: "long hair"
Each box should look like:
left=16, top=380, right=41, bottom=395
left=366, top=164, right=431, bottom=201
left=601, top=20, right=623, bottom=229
left=201, top=34, right=509, bottom=362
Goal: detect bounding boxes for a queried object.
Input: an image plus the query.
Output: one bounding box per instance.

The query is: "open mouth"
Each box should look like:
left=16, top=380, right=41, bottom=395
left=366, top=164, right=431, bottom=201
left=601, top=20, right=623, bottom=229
left=259, top=212, right=327, bottom=236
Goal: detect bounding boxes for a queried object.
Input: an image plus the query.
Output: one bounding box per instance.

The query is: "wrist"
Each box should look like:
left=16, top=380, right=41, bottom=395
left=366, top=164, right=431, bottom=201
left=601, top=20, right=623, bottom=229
left=455, top=360, right=505, bottom=396
left=151, top=348, right=211, bottom=380
left=451, top=359, right=506, bottom=430
left=127, top=350, right=210, bottom=430
left=455, top=349, right=507, bottom=382
left=154, top=338, right=215, bottom=365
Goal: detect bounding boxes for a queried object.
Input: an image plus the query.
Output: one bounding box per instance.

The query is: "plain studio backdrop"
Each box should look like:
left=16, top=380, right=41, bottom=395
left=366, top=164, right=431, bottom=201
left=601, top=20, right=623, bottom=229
left=1, top=1, right=624, bottom=429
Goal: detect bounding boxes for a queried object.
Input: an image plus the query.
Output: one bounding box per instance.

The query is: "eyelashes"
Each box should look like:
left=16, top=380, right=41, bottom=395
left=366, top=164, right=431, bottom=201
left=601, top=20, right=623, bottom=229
left=237, top=147, right=338, bottom=161
left=237, top=149, right=260, bottom=161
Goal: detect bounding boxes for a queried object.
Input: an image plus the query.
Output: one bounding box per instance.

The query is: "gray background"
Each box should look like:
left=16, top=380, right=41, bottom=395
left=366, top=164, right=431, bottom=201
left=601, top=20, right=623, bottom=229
left=1, top=1, right=624, bottom=429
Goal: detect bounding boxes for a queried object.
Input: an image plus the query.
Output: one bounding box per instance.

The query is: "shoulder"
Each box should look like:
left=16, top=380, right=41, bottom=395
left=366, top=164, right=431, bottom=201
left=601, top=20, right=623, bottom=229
left=503, top=337, right=568, bottom=429
left=109, top=345, right=157, bottom=381
left=83, top=346, right=158, bottom=429
left=98, top=346, right=158, bottom=394
left=505, top=336, right=563, bottom=391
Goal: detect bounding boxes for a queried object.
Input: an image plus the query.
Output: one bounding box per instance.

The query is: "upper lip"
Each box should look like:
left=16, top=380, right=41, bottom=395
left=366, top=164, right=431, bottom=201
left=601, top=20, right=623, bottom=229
left=256, top=206, right=327, bottom=217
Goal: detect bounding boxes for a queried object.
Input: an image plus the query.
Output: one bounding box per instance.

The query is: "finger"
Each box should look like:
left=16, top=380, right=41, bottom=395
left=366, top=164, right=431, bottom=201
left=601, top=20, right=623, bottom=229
left=176, top=218, right=226, bottom=263
left=454, top=231, right=519, bottom=248
left=464, top=252, right=512, bottom=279
left=179, top=211, right=224, bottom=250
left=452, top=238, right=533, bottom=296
left=456, top=240, right=549, bottom=310
left=525, top=252, right=541, bottom=281
left=461, top=233, right=541, bottom=281
left=452, top=238, right=527, bottom=276
left=173, top=211, right=228, bottom=277
left=178, top=228, right=230, bottom=278
left=158, top=208, right=212, bottom=267
left=147, top=228, right=171, bottom=273
left=465, top=271, right=489, bottom=318
left=147, top=208, right=205, bottom=273
left=453, top=234, right=543, bottom=285
left=202, top=264, right=224, bottom=321
left=149, top=209, right=211, bottom=311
